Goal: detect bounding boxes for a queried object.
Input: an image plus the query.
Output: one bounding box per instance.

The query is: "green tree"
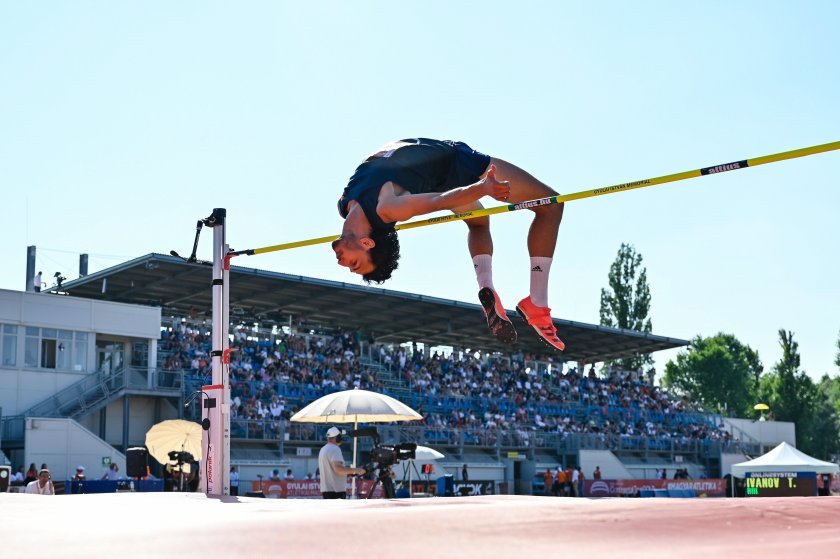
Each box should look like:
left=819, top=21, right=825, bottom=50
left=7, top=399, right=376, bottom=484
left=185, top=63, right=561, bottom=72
left=599, top=243, right=653, bottom=372
left=757, top=330, right=819, bottom=455
left=835, top=330, right=840, bottom=369
left=663, top=333, right=762, bottom=416
left=809, top=375, right=840, bottom=460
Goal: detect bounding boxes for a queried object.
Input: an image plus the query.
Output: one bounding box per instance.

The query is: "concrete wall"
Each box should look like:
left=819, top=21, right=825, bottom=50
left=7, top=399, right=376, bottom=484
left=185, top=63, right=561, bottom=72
left=0, top=289, right=161, bottom=339
left=721, top=452, right=749, bottom=477
left=724, top=417, right=796, bottom=448
left=580, top=449, right=633, bottom=480
left=24, top=417, right=126, bottom=481
left=76, top=396, right=180, bottom=449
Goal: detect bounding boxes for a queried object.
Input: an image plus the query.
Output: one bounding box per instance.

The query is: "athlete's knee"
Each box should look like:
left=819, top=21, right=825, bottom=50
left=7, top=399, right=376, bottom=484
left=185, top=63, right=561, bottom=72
left=534, top=201, right=564, bottom=222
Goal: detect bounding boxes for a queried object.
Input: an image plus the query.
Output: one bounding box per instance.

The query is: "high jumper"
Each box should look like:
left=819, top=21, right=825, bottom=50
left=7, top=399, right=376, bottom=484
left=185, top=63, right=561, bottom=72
left=333, top=138, right=566, bottom=351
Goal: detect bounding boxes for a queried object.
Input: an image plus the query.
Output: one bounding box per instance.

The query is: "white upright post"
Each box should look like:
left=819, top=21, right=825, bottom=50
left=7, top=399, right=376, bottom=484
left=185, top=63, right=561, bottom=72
left=202, top=208, right=231, bottom=495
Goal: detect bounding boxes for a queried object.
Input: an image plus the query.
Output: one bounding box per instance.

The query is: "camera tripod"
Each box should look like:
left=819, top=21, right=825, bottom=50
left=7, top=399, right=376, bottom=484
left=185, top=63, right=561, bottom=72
left=364, top=465, right=396, bottom=499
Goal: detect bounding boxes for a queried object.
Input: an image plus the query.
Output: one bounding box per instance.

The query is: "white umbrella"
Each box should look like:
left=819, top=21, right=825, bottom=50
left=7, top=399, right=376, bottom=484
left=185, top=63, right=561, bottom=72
left=290, top=388, right=422, bottom=423
left=414, top=445, right=445, bottom=461
left=405, top=445, right=444, bottom=497
left=145, top=419, right=203, bottom=466
left=291, top=388, right=422, bottom=496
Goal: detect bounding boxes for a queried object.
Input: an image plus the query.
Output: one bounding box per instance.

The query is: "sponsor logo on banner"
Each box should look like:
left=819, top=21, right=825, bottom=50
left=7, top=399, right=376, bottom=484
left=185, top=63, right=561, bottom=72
left=589, top=481, right=611, bottom=496
left=583, top=478, right=727, bottom=497
left=250, top=479, right=383, bottom=499
left=453, top=481, right=496, bottom=496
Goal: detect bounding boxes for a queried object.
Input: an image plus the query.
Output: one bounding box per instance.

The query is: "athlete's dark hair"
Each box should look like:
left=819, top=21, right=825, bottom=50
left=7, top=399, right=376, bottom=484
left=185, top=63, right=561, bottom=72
left=362, top=228, right=400, bottom=284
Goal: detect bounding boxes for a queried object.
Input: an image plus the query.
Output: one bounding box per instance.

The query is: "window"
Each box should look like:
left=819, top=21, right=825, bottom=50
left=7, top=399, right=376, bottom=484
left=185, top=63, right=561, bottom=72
left=25, top=327, right=39, bottom=368
left=74, top=332, right=88, bottom=371
left=1, top=324, right=17, bottom=366
left=40, top=329, right=57, bottom=368
left=22, top=327, right=90, bottom=371
left=131, top=341, right=149, bottom=368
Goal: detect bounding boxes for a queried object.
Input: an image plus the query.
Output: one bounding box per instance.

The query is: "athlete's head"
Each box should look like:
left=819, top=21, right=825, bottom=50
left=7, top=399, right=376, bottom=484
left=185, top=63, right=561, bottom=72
left=331, top=228, right=400, bottom=284
left=363, top=228, right=400, bottom=283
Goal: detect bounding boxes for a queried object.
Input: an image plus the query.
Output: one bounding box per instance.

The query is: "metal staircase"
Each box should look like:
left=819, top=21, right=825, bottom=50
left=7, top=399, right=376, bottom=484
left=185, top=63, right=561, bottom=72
left=1, top=367, right=183, bottom=447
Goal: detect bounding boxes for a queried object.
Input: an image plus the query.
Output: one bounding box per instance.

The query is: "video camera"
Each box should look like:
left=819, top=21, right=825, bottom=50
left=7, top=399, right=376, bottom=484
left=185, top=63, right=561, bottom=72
left=348, top=426, right=417, bottom=468
left=348, top=426, right=417, bottom=499
left=368, top=442, right=417, bottom=469
left=168, top=450, right=195, bottom=464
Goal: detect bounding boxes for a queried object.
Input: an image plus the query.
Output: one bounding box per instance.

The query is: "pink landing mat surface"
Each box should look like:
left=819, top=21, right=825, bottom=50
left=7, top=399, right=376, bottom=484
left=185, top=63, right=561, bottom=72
left=2, top=493, right=839, bottom=559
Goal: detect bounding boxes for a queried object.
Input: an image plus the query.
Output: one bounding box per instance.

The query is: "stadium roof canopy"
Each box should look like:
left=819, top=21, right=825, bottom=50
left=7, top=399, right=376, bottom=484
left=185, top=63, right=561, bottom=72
left=55, top=253, right=688, bottom=364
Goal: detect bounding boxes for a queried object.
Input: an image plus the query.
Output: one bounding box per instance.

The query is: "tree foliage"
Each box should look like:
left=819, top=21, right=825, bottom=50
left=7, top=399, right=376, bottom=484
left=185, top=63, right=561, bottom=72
left=757, top=330, right=824, bottom=456
left=810, top=375, right=840, bottom=460
left=599, top=243, right=653, bottom=371
left=835, top=330, right=840, bottom=369
left=663, top=333, right=762, bottom=416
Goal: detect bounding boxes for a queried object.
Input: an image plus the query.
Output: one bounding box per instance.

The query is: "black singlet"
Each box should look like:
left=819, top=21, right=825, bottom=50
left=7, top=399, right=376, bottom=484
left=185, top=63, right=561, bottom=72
left=337, top=138, right=491, bottom=231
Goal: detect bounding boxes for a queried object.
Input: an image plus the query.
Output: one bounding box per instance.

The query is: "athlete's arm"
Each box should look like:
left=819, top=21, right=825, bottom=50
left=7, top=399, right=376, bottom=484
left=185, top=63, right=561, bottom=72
left=378, top=165, right=510, bottom=223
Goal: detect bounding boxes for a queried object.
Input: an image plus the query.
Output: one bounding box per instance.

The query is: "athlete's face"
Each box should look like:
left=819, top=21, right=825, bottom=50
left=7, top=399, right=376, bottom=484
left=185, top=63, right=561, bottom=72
left=332, top=236, right=375, bottom=276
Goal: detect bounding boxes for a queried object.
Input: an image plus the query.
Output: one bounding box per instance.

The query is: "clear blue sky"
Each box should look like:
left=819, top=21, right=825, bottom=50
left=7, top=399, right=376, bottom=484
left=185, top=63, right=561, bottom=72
left=2, top=1, right=838, bottom=380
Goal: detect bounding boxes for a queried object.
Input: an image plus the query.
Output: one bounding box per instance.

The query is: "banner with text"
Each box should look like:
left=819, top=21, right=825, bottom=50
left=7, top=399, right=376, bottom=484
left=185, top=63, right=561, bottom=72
left=251, top=478, right=383, bottom=499
left=585, top=478, right=726, bottom=497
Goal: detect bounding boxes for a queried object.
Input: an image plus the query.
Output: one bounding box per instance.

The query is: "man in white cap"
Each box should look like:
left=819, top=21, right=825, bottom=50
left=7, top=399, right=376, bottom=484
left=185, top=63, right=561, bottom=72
left=318, top=426, right=365, bottom=499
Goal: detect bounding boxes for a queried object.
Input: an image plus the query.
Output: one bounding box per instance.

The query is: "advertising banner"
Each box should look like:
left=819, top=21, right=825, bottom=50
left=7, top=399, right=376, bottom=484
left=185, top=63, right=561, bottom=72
left=585, top=478, right=727, bottom=497
left=453, top=480, right=496, bottom=496
left=250, top=478, right=384, bottom=498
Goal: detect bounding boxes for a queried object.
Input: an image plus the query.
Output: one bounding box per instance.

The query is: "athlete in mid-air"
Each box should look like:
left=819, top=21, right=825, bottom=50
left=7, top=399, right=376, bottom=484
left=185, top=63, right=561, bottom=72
left=333, top=138, right=565, bottom=351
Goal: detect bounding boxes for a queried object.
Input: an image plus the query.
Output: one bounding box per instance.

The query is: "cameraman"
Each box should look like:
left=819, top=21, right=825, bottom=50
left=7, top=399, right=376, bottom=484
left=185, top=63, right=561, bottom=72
left=318, top=427, right=365, bottom=499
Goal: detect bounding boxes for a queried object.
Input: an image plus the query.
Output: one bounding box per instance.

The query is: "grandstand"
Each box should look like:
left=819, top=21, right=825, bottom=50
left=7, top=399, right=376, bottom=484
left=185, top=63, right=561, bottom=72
left=2, top=252, right=776, bottom=490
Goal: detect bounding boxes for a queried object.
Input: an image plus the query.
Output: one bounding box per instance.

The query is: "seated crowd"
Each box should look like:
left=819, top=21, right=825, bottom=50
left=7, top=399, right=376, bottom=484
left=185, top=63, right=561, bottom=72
left=158, top=318, right=728, bottom=449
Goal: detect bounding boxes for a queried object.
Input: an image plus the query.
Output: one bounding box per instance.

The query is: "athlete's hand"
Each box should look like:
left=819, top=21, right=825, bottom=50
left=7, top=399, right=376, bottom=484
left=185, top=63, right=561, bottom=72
left=482, top=165, right=511, bottom=202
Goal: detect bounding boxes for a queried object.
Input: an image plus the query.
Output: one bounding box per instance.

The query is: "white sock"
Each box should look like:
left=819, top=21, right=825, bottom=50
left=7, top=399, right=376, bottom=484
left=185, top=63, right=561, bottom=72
left=472, top=254, right=494, bottom=290
left=529, top=257, right=553, bottom=307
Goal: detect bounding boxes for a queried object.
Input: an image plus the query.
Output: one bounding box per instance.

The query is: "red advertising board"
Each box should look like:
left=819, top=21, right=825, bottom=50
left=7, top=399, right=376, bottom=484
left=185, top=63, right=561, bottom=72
left=250, top=478, right=384, bottom=499
left=585, top=478, right=726, bottom=497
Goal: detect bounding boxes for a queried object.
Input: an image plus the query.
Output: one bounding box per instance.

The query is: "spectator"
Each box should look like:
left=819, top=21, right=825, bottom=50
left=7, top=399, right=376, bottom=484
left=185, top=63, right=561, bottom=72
left=25, top=468, right=54, bottom=495
left=33, top=271, right=45, bottom=293
left=577, top=467, right=585, bottom=497
left=284, top=469, right=294, bottom=481
left=11, top=465, right=24, bottom=485
left=73, top=466, right=86, bottom=481
left=230, top=466, right=239, bottom=496
left=564, top=466, right=574, bottom=497
left=593, top=466, right=602, bottom=480
left=269, top=469, right=282, bottom=482
left=462, top=464, right=469, bottom=481
left=542, top=468, right=554, bottom=496
left=24, top=463, right=38, bottom=485
left=102, top=463, right=120, bottom=481
left=554, top=468, right=565, bottom=497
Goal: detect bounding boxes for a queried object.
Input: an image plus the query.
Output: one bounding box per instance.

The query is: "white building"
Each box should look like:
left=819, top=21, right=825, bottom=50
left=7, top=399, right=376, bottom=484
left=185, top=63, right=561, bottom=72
left=0, top=289, right=179, bottom=480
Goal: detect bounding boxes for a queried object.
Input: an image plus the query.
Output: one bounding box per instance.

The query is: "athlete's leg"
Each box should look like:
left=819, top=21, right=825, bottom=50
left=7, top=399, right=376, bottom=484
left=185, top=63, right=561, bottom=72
left=452, top=201, right=494, bottom=260
left=452, top=201, right=516, bottom=344
left=485, top=158, right=564, bottom=258
left=483, top=158, right=565, bottom=351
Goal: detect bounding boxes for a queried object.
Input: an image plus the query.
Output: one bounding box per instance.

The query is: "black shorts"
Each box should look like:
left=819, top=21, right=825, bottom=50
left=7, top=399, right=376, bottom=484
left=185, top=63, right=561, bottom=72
left=322, top=491, right=347, bottom=499
left=442, top=140, right=493, bottom=190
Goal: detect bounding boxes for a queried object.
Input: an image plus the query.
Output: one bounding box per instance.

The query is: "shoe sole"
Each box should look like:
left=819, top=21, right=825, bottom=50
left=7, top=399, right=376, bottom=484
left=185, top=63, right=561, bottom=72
left=515, top=305, right=566, bottom=352
left=478, top=288, right=517, bottom=344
